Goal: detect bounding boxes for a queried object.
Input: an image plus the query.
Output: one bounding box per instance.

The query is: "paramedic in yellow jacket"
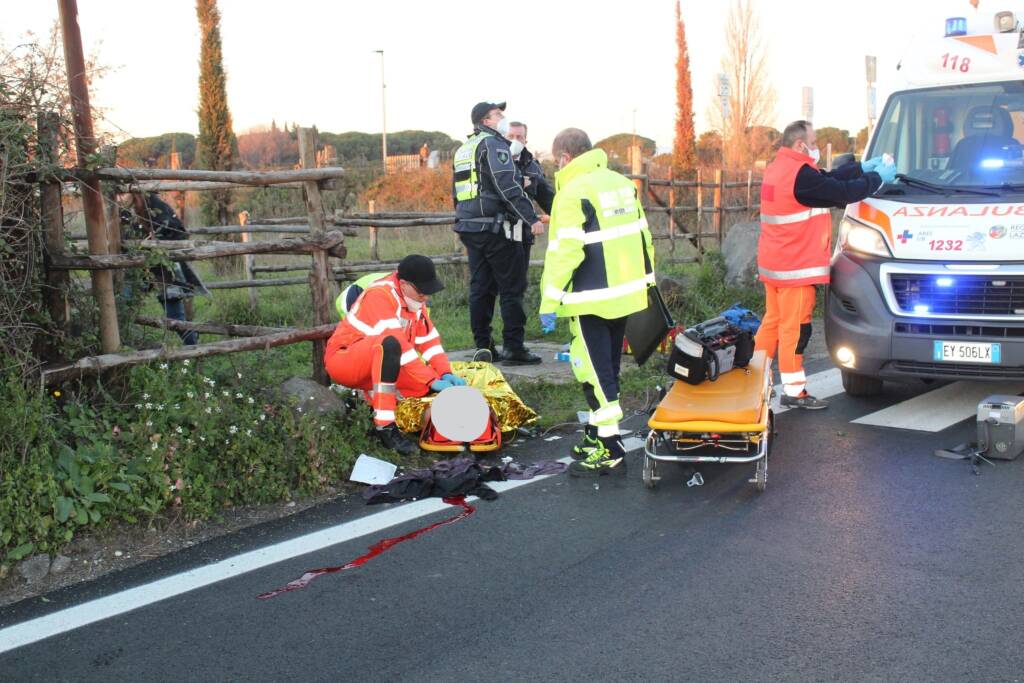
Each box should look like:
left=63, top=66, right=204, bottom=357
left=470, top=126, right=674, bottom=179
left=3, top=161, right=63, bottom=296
left=539, top=128, right=656, bottom=476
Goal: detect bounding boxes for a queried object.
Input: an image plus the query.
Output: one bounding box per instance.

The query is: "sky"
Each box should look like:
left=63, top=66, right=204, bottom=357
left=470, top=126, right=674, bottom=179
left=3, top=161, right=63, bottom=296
left=4, top=0, right=1018, bottom=154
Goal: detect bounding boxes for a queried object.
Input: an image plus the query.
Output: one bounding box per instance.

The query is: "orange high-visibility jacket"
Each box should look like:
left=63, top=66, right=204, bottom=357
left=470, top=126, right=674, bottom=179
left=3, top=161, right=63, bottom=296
left=757, top=147, right=832, bottom=287
left=324, top=273, right=451, bottom=389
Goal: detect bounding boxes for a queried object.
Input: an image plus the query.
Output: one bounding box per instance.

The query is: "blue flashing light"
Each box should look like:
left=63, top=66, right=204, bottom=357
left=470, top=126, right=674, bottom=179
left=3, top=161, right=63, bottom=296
left=914, top=304, right=930, bottom=314
left=945, top=17, right=967, bottom=37
left=981, top=158, right=1005, bottom=169
left=936, top=277, right=954, bottom=287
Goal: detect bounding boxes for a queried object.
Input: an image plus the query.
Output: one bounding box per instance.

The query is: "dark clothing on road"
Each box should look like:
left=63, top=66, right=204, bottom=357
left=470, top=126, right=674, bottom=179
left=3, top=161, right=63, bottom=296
left=793, top=161, right=883, bottom=209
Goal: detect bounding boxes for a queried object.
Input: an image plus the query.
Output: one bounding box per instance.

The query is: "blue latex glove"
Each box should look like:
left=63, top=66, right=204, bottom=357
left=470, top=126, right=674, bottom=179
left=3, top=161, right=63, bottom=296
left=861, top=156, right=885, bottom=173
left=540, top=312, right=557, bottom=334
left=430, top=378, right=454, bottom=393
left=441, top=373, right=466, bottom=387
left=876, top=162, right=897, bottom=184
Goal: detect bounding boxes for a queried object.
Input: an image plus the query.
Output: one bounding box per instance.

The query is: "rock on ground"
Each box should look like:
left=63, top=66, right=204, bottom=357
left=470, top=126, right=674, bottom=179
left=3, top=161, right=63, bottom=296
left=274, top=377, right=348, bottom=419
left=722, top=221, right=760, bottom=287
left=17, top=555, right=50, bottom=584
left=49, top=554, right=72, bottom=575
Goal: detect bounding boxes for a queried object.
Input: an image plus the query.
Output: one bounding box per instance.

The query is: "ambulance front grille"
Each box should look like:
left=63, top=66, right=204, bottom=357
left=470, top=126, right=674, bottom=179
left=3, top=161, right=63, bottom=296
left=890, top=274, right=1024, bottom=317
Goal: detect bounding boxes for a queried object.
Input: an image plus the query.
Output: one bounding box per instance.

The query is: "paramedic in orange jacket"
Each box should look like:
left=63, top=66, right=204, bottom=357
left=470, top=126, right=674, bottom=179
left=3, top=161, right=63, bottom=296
left=325, top=255, right=465, bottom=455
left=756, top=120, right=892, bottom=409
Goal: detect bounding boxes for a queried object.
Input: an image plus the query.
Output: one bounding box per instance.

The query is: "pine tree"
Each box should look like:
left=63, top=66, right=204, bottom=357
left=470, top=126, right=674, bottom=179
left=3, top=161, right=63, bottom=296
left=673, top=0, right=696, bottom=172
left=196, top=0, right=237, bottom=228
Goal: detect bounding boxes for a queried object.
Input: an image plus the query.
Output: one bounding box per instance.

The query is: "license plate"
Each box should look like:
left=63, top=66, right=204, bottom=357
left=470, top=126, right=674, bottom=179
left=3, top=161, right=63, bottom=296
left=932, top=341, right=1001, bottom=364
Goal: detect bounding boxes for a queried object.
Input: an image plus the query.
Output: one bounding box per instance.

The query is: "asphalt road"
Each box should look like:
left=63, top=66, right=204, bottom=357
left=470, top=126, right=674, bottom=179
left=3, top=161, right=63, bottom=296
left=4, top=363, right=1024, bottom=682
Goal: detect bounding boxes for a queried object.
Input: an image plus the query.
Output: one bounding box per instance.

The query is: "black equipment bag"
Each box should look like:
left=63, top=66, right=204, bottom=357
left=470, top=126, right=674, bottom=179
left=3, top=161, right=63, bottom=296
left=667, top=316, right=754, bottom=385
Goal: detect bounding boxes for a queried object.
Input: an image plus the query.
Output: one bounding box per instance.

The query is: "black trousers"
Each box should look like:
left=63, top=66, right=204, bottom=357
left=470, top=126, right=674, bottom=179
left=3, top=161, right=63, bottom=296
left=577, top=314, right=628, bottom=411
left=459, top=231, right=527, bottom=351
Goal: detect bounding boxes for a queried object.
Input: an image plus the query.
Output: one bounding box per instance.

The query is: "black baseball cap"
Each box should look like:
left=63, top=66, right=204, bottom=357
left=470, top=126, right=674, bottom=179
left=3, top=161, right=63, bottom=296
left=471, top=101, right=506, bottom=125
left=397, top=254, right=445, bottom=295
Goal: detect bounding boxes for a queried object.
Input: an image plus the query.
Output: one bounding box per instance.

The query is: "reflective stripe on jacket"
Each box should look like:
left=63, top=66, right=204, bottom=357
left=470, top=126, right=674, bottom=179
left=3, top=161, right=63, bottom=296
left=757, top=147, right=832, bottom=287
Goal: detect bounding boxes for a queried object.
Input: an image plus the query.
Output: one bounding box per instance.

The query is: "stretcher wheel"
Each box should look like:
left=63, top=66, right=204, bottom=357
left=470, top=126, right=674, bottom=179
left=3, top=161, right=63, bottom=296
left=753, top=412, right=774, bottom=492
left=642, top=453, right=658, bottom=489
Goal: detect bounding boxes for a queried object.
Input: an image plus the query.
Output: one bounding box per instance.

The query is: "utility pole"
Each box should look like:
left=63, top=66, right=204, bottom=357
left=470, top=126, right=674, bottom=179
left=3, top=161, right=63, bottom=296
left=374, top=49, right=387, bottom=172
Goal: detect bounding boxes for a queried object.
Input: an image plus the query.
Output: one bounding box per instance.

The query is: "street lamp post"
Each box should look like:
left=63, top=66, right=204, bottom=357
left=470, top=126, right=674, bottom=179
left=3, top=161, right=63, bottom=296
left=374, top=49, right=387, bottom=172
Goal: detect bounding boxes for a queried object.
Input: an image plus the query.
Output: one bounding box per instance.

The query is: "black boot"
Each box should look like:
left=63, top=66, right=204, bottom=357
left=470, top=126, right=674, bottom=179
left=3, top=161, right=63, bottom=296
left=501, top=347, right=542, bottom=365
left=371, top=423, right=420, bottom=457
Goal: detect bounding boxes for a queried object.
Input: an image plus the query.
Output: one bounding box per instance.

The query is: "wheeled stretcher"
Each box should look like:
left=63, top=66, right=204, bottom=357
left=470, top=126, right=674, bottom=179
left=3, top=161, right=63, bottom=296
left=644, top=350, right=774, bottom=490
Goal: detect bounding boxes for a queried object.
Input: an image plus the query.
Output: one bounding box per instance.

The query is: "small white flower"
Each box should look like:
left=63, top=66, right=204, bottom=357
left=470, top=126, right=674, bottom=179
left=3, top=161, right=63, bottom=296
left=236, top=373, right=242, bottom=379
left=224, top=439, right=230, bottom=445
left=186, top=438, right=193, bottom=444
left=145, top=420, right=153, bottom=427
left=145, top=403, right=153, bottom=410
left=320, top=425, right=326, bottom=431
left=229, top=426, right=238, bottom=434
left=174, top=404, right=180, bottom=410
left=159, top=363, right=168, bottom=370
left=205, top=407, right=212, bottom=414
left=143, top=393, right=150, bottom=400
left=183, top=359, right=190, bottom=366
left=157, top=404, right=165, bottom=411
left=246, top=429, right=252, bottom=437
left=186, top=392, right=194, bottom=399
left=297, top=406, right=303, bottom=413
left=175, top=426, right=183, bottom=434
left=235, top=393, right=243, bottom=399
left=260, top=414, right=267, bottom=421
left=199, top=435, right=206, bottom=442
left=134, top=404, right=142, bottom=410
left=150, top=442, right=158, bottom=451
left=215, top=407, right=222, bottom=413
left=247, top=397, right=254, bottom=404
left=204, top=392, right=211, bottom=400
left=181, top=368, right=188, bottom=375
left=222, top=390, right=229, bottom=397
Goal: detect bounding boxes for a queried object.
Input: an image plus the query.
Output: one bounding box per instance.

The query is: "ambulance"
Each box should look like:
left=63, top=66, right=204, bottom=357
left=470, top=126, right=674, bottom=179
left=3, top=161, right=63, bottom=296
left=826, top=6, right=1024, bottom=395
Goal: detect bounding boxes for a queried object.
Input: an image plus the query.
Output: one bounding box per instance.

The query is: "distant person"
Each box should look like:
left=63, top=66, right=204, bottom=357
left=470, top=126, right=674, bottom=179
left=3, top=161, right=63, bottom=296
left=540, top=128, right=655, bottom=476
left=122, top=192, right=203, bottom=345
left=452, top=101, right=545, bottom=365
left=419, top=143, right=429, bottom=167
left=506, top=121, right=555, bottom=298
left=755, top=120, right=894, bottom=409
left=324, top=255, right=465, bottom=456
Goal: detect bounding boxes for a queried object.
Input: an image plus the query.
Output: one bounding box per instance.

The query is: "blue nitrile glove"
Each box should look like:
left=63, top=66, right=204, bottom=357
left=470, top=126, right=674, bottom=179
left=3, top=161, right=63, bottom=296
left=540, top=312, right=557, bottom=334
left=861, top=156, right=885, bottom=173
left=430, top=378, right=454, bottom=393
left=875, top=161, right=897, bottom=184
left=441, top=373, right=466, bottom=386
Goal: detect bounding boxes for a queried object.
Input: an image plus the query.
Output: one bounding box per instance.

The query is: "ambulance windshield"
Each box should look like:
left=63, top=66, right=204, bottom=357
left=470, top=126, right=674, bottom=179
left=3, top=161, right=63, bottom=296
left=869, top=81, right=1024, bottom=191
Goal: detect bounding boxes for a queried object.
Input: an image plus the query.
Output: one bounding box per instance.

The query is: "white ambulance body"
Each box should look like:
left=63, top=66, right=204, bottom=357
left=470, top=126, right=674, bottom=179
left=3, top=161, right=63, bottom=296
left=826, top=8, right=1024, bottom=395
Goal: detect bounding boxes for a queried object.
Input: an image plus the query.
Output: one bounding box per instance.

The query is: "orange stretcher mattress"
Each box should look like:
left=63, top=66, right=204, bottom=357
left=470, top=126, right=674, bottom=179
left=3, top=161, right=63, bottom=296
left=648, top=350, right=770, bottom=433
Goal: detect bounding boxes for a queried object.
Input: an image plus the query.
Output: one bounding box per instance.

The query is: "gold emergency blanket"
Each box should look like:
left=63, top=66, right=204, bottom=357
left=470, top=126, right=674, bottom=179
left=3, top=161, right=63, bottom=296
left=395, top=361, right=538, bottom=433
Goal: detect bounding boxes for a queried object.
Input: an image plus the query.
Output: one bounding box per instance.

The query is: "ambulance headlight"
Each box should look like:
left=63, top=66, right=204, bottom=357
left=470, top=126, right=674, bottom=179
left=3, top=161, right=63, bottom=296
left=839, top=217, right=893, bottom=258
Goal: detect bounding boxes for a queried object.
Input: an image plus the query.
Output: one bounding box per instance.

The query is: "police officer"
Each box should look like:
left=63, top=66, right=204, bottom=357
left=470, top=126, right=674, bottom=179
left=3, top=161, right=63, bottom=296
left=453, top=102, right=545, bottom=365
left=507, top=121, right=555, bottom=275
left=540, top=128, right=656, bottom=476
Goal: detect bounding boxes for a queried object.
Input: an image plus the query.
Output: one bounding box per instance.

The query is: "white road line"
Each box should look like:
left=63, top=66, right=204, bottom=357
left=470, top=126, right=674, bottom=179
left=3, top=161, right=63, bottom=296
left=852, top=381, right=1024, bottom=432
left=774, top=368, right=845, bottom=414
left=0, top=458, right=572, bottom=655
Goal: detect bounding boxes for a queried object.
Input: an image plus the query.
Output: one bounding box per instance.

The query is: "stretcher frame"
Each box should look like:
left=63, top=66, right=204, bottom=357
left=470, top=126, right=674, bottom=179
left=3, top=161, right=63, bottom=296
left=643, top=355, right=774, bottom=491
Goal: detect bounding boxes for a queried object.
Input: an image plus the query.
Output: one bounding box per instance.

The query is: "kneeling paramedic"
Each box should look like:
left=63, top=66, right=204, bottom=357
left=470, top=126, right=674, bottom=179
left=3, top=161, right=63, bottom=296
left=324, top=255, right=466, bottom=456
left=756, top=120, right=894, bottom=409
left=540, top=128, right=655, bottom=476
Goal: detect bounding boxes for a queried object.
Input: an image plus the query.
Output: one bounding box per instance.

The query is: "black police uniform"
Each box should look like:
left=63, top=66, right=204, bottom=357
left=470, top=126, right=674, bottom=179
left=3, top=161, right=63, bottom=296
left=453, top=126, right=541, bottom=358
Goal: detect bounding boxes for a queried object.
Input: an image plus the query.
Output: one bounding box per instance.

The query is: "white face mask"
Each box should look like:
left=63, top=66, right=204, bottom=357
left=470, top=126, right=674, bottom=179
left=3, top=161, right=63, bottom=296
left=804, top=142, right=820, bottom=164
left=509, top=140, right=525, bottom=157
left=403, top=295, right=423, bottom=311
left=495, top=118, right=511, bottom=137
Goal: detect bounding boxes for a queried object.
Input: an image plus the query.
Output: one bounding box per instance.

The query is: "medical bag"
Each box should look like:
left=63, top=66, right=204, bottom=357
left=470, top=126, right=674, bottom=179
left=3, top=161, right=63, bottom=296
left=667, top=316, right=754, bottom=385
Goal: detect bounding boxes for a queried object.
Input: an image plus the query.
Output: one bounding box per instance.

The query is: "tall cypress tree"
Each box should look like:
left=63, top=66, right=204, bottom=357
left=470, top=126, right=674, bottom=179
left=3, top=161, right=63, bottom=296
left=196, top=0, right=237, bottom=228
left=673, top=0, right=696, bottom=172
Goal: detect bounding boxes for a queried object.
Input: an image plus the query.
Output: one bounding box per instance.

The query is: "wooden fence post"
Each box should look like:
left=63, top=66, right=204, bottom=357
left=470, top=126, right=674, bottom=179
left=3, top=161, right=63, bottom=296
left=38, top=112, right=70, bottom=362
left=667, top=166, right=676, bottom=257
left=239, top=210, right=257, bottom=311
left=59, top=0, right=120, bottom=353
left=298, top=127, right=335, bottom=385
left=713, top=169, right=725, bottom=244
left=100, top=145, right=123, bottom=293
left=170, top=151, right=186, bottom=222
left=695, top=168, right=703, bottom=259
left=368, top=199, right=379, bottom=261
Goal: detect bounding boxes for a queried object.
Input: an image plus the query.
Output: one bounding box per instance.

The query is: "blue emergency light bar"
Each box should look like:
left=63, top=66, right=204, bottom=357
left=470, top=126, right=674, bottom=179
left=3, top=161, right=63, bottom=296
left=945, top=17, right=967, bottom=36
left=914, top=304, right=930, bottom=313
left=981, top=158, right=1006, bottom=169
left=936, top=277, right=954, bottom=287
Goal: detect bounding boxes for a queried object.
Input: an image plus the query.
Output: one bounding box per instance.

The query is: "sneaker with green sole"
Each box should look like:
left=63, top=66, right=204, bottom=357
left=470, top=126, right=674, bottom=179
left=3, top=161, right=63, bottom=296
left=569, top=444, right=626, bottom=477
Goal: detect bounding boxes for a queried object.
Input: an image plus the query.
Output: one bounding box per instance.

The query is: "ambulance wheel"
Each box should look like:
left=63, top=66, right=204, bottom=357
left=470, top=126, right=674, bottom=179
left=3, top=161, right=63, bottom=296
left=642, top=454, right=658, bottom=490
left=841, top=370, right=883, bottom=397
